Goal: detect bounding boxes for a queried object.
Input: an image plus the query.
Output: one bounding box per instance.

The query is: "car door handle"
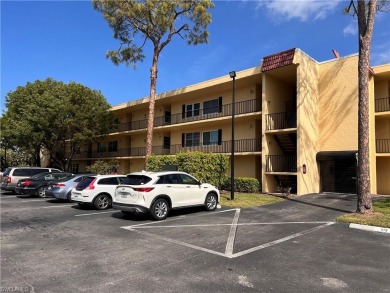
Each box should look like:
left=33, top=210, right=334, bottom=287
left=186, top=186, right=191, bottom=188
left=166, top=185, right=172, bottom=188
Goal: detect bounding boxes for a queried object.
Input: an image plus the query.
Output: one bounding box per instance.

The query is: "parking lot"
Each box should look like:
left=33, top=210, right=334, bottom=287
left=1, top=192, right=389, bottom=293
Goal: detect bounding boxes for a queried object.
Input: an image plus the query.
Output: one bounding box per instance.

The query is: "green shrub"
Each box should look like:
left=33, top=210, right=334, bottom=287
left=146, top=154, right=177, bottom=171
left=222, top=177, right=260, bottom=193
left=86, top=160, right=119, bottom=175
left=147, top=152, right=229, bottom=188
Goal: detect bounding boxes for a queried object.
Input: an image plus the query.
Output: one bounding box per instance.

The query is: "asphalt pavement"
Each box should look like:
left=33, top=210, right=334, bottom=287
left=1, top=192, right=389, bottom=293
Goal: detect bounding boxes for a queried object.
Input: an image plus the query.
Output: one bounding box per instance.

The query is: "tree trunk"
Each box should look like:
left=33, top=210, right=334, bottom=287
left=35, top=145, right=41, bottom=167
left=145, top=47, right=159, bottom=169
left=356, top=0, right=376, bottom=214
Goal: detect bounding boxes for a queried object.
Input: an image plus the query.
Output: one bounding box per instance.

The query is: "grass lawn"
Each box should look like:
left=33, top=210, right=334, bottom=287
left=220, top=192, right=283, bottom=208
left=337, top=198, right=390, bottom=228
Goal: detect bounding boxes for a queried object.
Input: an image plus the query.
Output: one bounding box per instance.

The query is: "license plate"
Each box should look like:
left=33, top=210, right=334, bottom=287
left=118, top=192, right=129, bottom=198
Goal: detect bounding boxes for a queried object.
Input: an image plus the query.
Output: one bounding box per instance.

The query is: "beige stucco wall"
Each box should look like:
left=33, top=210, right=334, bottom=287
left=375, top=118, right=390, bottom=139
left=295, top=50, right=320, bottom=195
left=262, top=72, right=295, bottom=193
left=369, top=77, right=377, bottom=194
left=374, top=80, right=389, bottom=99
left=376, top=157, right=390, bottom=195
left=318, top=55, right=359, bottom=151
left=228, top=155, right=260, bottom=179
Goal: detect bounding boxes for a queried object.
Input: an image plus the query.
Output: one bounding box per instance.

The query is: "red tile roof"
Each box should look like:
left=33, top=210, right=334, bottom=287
left=261, top=48, right=296, bottom=72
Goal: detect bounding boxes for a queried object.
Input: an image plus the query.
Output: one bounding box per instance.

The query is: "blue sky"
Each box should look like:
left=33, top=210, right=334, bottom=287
left=2, top=0, right=390, bottom=110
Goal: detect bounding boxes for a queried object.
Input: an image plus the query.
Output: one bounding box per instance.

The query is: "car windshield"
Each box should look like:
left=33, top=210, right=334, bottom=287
left=76, top=177, right=95, bottom=189
left=122, top=175, right=152, bottom=185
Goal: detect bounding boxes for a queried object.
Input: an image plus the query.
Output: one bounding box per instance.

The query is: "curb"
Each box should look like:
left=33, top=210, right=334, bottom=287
left=349, top=223, right=390, bottom=234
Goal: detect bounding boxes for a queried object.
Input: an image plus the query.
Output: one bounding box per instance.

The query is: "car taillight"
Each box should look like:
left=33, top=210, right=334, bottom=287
left=53, top=183, right=66, bottom=187
left=133, top=187, right=154, bottom=192
left=21, top=180, right=32, bottom=186
left=6, top=176, right=11, bottom=184
left=85, top=178, right=97, bottom=190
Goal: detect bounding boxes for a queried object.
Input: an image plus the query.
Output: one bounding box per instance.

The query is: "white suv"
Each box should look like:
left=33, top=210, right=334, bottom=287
left=71, top=175, right=126, bottom=210
left=112, top=171, right=220, bottom=220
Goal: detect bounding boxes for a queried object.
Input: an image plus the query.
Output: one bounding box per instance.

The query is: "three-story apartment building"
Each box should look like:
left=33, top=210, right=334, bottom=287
left=71, top=48, right=390, bottom=196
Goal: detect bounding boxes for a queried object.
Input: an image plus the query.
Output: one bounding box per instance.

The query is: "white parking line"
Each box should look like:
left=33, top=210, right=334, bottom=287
left=122, top=208, right=239, bottom=229
left=125, top=227, right=227, bottom=258
left=225, top=208, right=240, bottom=256
left=0, top=196, right=18, bottom=199
left=75, top=211, right=114, bottom=217
left=230, top=222, right=335, bottom=258
left=126, top=221, right=333, bottom=229
left=122, top=207, right=335, bottom=259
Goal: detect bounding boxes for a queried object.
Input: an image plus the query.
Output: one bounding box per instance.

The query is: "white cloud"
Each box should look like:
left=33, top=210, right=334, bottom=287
left=258, top=0, right=342, bottom=22
left=343, top=23, right=358, bottom=36
left=371, top=41, right=390, bottom=65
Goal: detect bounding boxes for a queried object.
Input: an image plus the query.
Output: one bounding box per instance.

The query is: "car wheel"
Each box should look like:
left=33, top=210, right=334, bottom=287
left=94, top=194, right=111, bottom=210
left=205, top=193, right=217, bottom=211
left=36, top=187, right=47, bottom=198
left=66, top=192, right=72, bottom=203
left=150, top=198, right=169, bottom=220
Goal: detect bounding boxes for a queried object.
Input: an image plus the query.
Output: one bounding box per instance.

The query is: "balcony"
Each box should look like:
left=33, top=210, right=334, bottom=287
left=375, top=97, right=390, bottom=113
left=266, top=112, right=297, bottom=131
left=171, top=138, right=261, bottom=154
left=376, top=139, right=390, bottom=153
left=117, top=99, right=261, bottom=132
left=72, top=138, right=261, bottom=159
left=265, top=155, right=297, bottom=173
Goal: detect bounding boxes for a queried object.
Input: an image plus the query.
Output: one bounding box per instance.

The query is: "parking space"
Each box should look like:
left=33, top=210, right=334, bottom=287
left=1, top=192, right=390, bottom=292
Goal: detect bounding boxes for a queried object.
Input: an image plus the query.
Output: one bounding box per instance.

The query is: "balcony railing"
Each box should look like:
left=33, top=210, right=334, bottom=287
left=376, top=139, right=390, bottom=153
left=117, top=99, right=261, bottom=132
left=375, top=97, right=390, bottom=113
left=265, top=155, right=297, bottom=172
left=266, top=112, right=297, bottom=131
left=71, top=138, right=261, bottom=159
left=171, top=138, right=261, bottom=154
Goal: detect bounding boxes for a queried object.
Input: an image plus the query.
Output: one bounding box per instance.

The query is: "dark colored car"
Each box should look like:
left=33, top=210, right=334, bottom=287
left=45, top=174, right=95, bottom=202
left=0, top=167, right=62, bottom=193
left=15, top=172, right=74, bottom=198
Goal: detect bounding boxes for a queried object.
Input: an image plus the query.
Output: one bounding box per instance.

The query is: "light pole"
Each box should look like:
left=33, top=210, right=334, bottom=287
left=229, top=71, right=236, bottom=200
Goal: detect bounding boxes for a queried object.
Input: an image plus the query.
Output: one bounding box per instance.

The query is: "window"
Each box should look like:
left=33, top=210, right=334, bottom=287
left=98, top=177, right=120, bottom=185
left=180, top=174, right=198, bottom=185
left=97, top=142, right=106, bottom=153
left=203, top=130, right=222, bottom=146
left=71, top=164, right=79, bottom=173
left=203, top=97, right=222, bottom=115
left=108, top=141, right=118, bottom=152
left=114, top=118, right=120, bottom=130
left=163, top=137, right=170, bottom=150
left=30, top=169, right=49, bottom=176
left=123, top=175, right=152, bottom=185
left=13, top=169, right=31, bottom=176
left=183, top=103, right=200, bottom=118
left=183, top=132, right=200, bottom=147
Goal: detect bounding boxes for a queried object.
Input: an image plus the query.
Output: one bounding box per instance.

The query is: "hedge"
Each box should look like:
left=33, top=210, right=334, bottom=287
left=221, top=177, right=261, bottom=193
left=147, top=152, right=229, bottom=188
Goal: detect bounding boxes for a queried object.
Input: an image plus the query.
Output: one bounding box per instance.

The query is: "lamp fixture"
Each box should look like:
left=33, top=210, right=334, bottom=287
left=229, top=71, right=236, bottom=78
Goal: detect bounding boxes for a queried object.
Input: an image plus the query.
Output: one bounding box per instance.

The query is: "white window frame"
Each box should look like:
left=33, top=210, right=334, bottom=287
left=203, top=130, right=219, bottom=146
